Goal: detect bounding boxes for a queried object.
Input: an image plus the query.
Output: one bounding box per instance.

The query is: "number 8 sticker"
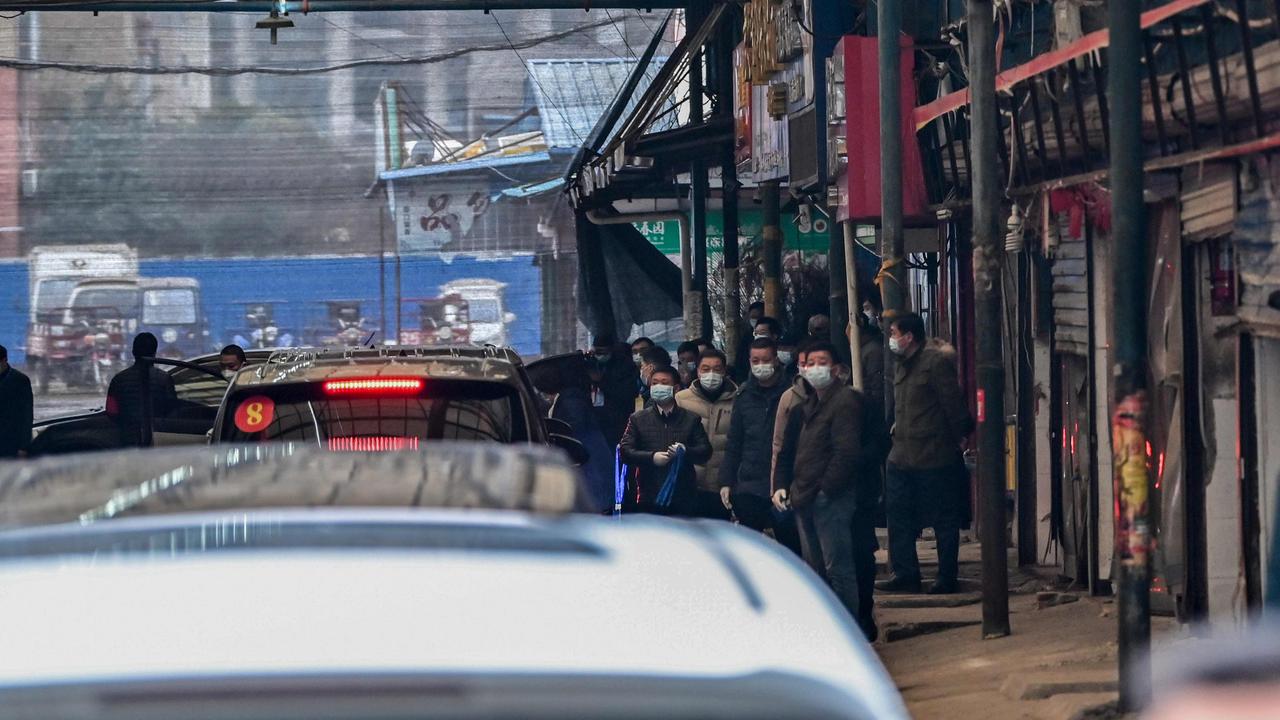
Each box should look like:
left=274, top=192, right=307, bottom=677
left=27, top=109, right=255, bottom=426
left=234, top=395, right=276, bottom=434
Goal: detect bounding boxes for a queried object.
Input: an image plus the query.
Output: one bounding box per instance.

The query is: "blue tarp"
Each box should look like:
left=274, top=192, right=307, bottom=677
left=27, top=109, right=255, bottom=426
left=0, top=253, right=543, bottom=367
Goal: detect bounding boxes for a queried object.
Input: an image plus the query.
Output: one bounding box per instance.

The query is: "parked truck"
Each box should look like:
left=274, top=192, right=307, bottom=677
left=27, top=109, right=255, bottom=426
left=439, top=279, right=515, bottom=347
left=25, top=245, right=139, bottom=392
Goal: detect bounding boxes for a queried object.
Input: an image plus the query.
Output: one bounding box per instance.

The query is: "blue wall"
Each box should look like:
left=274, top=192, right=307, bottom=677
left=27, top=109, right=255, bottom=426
left=0, top=254, right=543, bottom=367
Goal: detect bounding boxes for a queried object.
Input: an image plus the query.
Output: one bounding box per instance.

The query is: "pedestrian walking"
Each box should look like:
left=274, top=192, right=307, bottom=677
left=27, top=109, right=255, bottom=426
left=876, top=313, right=974, bottom=595
left=675, top=347, right=737, bottom=521
left=619, top=365, right=712, bottom=517
left=772, top=341, right=866, bottom=625
left=106, top=332, right=179, bottom=447
left=719, top=338, right=790, bottom=533
left=587, top=334, right=639, bottom=451
left=0, top=345, right=33, bottom=459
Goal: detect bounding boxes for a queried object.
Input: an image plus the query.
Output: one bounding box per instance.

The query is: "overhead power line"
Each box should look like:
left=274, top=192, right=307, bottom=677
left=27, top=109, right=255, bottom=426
left=0, top=15, right=619, bottom=75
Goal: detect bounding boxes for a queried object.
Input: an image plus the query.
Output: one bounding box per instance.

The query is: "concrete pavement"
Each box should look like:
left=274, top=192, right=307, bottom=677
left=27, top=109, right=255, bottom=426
left=873, top=536, right=1175, bottom=720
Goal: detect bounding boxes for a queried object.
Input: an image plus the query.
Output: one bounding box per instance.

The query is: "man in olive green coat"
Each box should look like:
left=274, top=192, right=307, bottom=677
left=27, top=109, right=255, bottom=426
left=876, top=313, right=974, bottom=595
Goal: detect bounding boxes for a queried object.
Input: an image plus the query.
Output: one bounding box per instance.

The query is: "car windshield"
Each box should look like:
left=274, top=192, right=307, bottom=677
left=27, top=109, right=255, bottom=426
left=469, top=298, right=501, bottom=323
left=220, top=379, right=525, bottom=445
left=69, top=288, right=139, bottom=319
left=143, top=289, right=197, bottom=324
left=34, top=279, right=78, bottom=318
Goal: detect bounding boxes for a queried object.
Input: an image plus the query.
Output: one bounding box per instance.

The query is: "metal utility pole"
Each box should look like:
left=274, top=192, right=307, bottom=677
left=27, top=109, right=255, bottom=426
left=1108, top=0, right=1151, bottom=711
left=688, top=0, right=710, bottom=341
left=968, top=0, right=1010, bottom=639
left=877, top=0, right=907, bottom=320
left=843, top=222, right=863, bottom=392
left=718, top=15, right=741, bottom=367
left=762, top=181, right=783, bottom=319
left=829, top=214, right=850, bottom=359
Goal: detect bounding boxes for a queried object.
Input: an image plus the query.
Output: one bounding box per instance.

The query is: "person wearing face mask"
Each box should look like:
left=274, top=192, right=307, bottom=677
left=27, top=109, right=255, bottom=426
left=674, top=348, right=738, bottom=520
left=675, top=340, right=701, bottom=389
left=629, top=337, right=655, bottom=369
left=772, top=341, right=868, bottom=632
left=587, top=334, right=639, bottom=452
left=218, top=344, right=248, bottom=381
left=718, top=339, right=799, bottom=546
left=775, top=338, right=799, bottom=378
left=619, top=366, right=712, bottom=516
left=753, top=316, right=782, bottom=343
left=876, top=312, right=974, bottom=596
left=636, top=345, right=672, bottom=410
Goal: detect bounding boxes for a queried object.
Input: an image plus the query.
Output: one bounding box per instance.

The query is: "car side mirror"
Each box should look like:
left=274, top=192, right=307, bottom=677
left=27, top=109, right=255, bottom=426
left=544, top=418, right=573, bottom=436
left=549, top=433, right=588, bottom=466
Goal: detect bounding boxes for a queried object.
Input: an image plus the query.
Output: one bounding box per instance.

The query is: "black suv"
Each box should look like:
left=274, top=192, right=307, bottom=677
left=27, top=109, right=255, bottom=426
left=210, top=346, right=584, bottom=460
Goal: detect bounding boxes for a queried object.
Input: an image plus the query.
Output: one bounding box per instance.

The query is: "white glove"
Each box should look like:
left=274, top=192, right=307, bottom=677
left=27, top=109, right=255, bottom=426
left=719, top=487, right=733, bottom=510
left=772, top=488, right=790, bottom=512
left=653, top=451, right=672, bottom=467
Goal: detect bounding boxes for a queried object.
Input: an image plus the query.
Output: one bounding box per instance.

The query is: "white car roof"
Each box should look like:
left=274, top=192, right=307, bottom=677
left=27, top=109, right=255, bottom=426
left=0, top=510, right=906, bottom=719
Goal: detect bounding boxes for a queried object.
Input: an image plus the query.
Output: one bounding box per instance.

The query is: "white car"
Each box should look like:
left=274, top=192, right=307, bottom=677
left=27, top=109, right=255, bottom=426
left=0, top=445, right=907, bottom=720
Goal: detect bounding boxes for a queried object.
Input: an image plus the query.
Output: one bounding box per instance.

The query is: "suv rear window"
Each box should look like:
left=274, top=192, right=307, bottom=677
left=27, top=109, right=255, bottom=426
left=219, top=379, right=527, bottom=446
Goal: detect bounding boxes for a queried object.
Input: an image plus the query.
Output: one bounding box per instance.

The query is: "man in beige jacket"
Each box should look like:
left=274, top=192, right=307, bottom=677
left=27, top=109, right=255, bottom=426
left=676, top=347, right=738, bottom=520
left=770, top=345, right=812, bottom=494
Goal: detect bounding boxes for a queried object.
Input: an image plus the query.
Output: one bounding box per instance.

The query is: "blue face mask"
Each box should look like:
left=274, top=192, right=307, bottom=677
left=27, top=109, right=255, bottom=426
left=649, top=384, right=675, bottom=403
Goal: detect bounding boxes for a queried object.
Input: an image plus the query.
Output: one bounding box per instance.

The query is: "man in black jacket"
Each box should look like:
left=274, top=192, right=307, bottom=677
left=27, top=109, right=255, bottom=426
left=620, top=365, right=712, bottom=517
left=719, top=338, right=790, bottom=533
left=106, top=333, right=178, bottom=446
left=0, top=345, right=33, bottom=459
left=587, top=334, right=639, bottom=451
left=774, top=341, right=865, bottom=624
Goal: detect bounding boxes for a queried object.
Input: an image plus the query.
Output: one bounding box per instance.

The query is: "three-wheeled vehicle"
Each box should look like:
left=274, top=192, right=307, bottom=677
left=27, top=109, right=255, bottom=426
left=230, top=302, right=296, bottom=349
left=57, top=279, right=140, bottom=392
left=137, top=277, right=209, bottom=359
left=307, top=300, right=377, bottom=347
left=397, top=294, right=471, bottom=346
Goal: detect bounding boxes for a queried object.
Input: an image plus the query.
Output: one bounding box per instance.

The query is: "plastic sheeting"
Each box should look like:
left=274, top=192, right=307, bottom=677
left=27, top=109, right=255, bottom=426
left=574, top=210, right=682, bottom=341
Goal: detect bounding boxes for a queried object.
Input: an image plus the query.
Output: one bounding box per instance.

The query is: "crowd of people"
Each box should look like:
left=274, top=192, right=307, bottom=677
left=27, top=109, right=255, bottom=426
left=546, top=309, right=973, bottom=642
left=4, top=312, right=976, bottom=639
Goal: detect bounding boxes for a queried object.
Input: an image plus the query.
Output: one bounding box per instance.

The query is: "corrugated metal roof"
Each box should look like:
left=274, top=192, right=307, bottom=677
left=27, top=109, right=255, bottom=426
left=527, top=57, right=671, bottom=150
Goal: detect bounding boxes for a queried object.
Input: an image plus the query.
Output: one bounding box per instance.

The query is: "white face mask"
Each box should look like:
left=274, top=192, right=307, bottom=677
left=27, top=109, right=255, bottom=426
left=699, top=372, right=724, bottom=392
left=685, top=361, right=697, bottom=374
left=649, top=384, right=675, bottom=403
left=633, top=353, right=643, bottom=366
left=222, top=369, right=236, bottom=381
left=889, top=336, right=905, bottom=355
left=750, top=363, right=776, bottom=381
left=777, top=351, right=793, bottom=366
left=802, top=365, right=834, bottom=389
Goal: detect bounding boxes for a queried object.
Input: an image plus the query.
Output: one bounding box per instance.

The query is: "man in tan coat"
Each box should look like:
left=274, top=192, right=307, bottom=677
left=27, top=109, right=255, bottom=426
left=676, top=347, right=738, bottom=520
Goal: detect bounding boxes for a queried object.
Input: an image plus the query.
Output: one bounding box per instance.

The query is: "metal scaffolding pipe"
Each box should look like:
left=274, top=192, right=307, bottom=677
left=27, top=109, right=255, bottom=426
left=968, top=0, right=1011, bottom=640
left=0, top=0, right=682, bottom=11
left=585, top=208, right=693, bottom=334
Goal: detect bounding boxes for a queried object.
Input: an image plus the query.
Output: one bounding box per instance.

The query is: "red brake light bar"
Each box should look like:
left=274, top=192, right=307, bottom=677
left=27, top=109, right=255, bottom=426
left=328, top=436, right=421, bottom=452
left=322, top=378, right=425, bottom=395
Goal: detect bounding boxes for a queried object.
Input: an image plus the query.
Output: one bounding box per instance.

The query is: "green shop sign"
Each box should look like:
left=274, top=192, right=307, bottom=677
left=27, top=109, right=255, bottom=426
left=633, top=209, right=831, bottom=255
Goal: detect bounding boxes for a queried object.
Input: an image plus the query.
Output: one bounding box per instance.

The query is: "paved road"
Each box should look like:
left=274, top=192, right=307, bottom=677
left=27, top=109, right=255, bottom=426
left=34, top=393, right=105, bottom=422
